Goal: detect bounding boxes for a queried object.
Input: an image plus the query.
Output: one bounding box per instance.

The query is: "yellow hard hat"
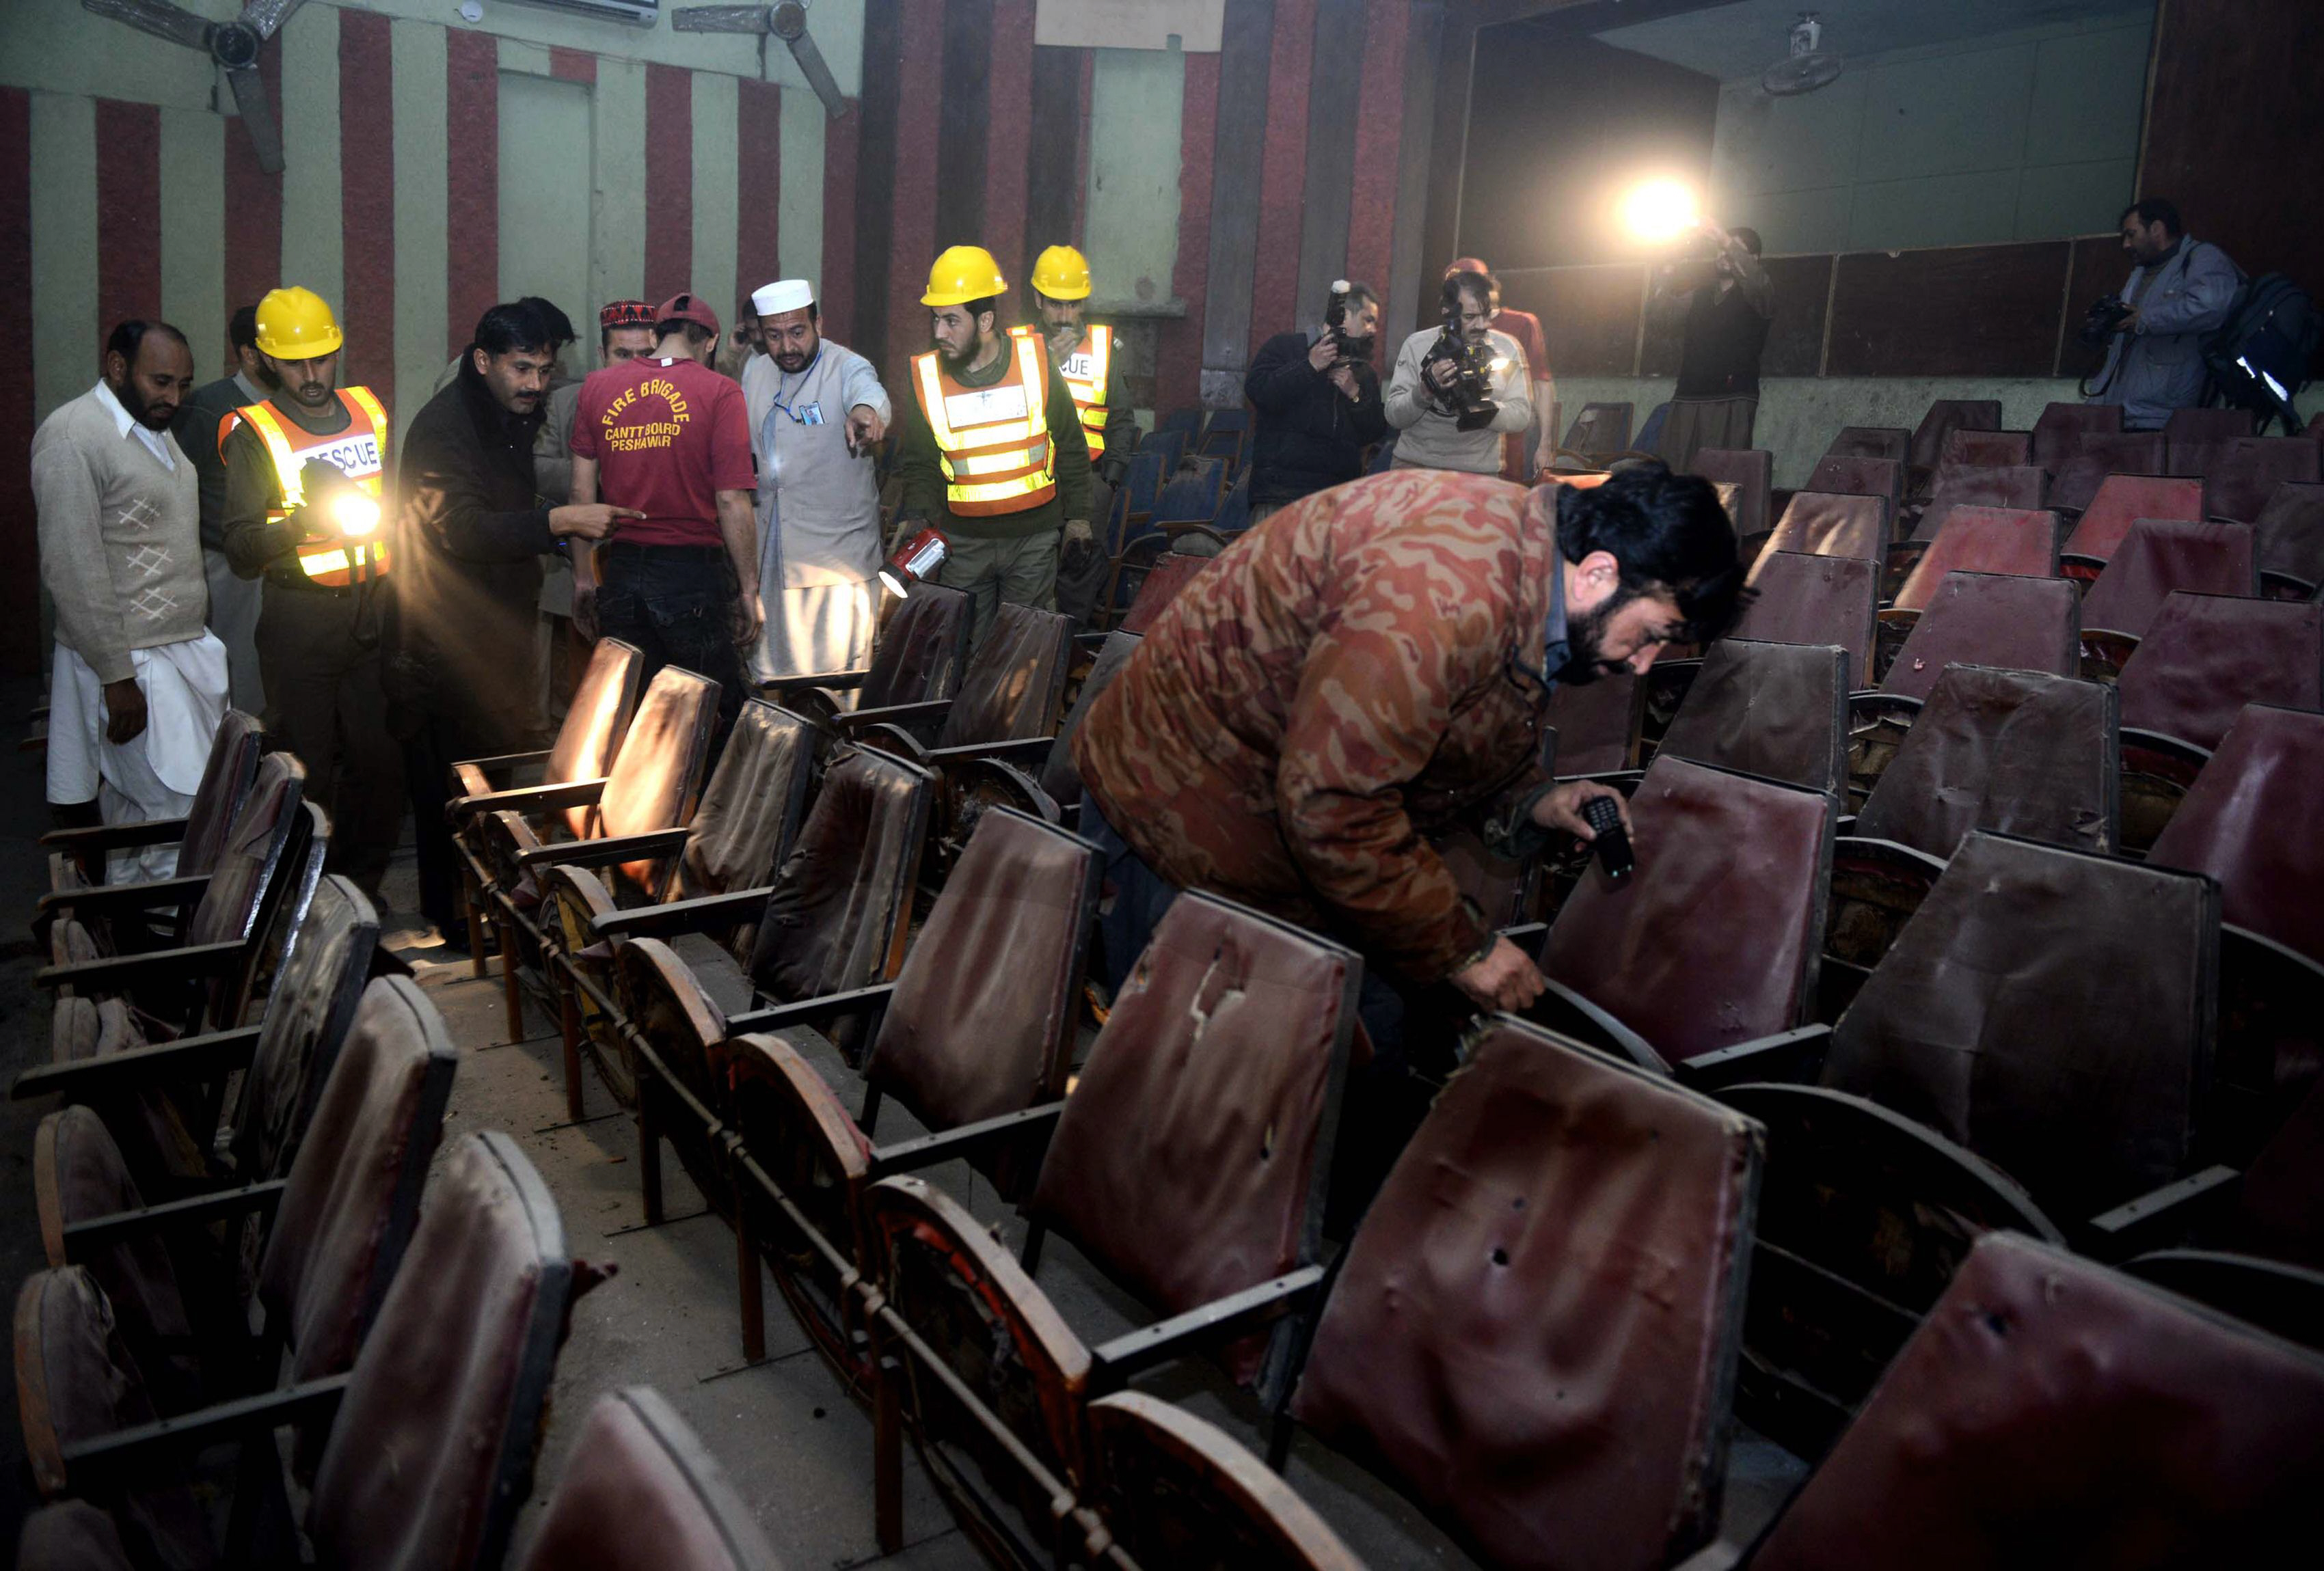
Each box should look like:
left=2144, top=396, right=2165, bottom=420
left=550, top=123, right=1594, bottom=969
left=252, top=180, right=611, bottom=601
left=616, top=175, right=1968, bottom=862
left=1031, top=245, right=1092, bottom=301
left=922, top=245, right=1008, bottom=308
left=254, top=286, right=344, bottom=360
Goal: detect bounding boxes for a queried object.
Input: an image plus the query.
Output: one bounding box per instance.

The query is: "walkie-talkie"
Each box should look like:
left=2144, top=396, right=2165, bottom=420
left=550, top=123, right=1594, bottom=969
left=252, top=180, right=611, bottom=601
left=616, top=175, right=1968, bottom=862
left=1583, top=795, right=1634, bottom=886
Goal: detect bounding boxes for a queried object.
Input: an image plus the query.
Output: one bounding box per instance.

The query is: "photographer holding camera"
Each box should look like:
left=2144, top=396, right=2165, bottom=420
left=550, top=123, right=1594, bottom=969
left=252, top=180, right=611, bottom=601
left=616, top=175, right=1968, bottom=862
left=1652, top=219, right=1772, bottom=470
left=1243, top=280, right=1390, bottom=524
left=2081, top=199, right=2241, bottom=431
left=1385, top=270, right=1532, bottom=475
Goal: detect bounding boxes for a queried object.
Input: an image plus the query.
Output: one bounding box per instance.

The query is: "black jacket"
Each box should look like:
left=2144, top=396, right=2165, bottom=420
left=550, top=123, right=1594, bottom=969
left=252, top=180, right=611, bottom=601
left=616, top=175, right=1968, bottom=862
left=392, top=357, right=559, bottom=744
left=1243, top=331, right=1388, bottom=508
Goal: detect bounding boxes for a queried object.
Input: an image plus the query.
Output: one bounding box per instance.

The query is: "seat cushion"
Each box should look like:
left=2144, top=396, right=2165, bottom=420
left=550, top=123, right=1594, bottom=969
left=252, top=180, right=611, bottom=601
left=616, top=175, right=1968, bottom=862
left=679, top=700, right=815, bottom=899
left=1752, top=1233, right=2324, bottom=1570
left=1732, top=552, right=1878, bottom=686
left=1291, top=1018, right=1761, bottom=1571
left=1539, top=754, right=1835, bottom=1061
left=1658, top=640, right=1848, bottom=794
left=1824, top=831, right=2217, bottom=1218
left=865, top=808, right=1096, bottom=1130
left=2080, top=519, right=2259, bottom=638
left=1881, top=573, right=2079, bottom=700
left=1856, top=665, right=2118, bottom=858
left=2117, top=592, right=2324, bottom=750
left=2148, top=703, right=2324, bottom=964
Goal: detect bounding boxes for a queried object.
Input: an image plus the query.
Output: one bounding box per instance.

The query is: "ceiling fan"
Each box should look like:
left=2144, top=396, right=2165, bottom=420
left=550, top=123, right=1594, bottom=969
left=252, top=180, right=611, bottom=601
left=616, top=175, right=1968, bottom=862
left=672, top=2, right=850, bottom=119
left=82, top=0, right=303, bottom=174
left=1761, top=12, right=1846, bottom=98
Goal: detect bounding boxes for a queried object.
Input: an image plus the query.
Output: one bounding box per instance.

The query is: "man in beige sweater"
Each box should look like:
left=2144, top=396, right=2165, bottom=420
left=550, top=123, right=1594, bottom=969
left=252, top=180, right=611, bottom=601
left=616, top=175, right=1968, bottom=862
left=33, top=320, right=227, bottom=877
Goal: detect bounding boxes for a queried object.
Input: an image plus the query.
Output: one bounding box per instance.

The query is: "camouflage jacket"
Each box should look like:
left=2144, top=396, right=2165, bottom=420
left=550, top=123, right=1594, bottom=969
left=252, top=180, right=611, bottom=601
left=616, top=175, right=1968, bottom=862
left=1073, top=470, right=1562, bottom=985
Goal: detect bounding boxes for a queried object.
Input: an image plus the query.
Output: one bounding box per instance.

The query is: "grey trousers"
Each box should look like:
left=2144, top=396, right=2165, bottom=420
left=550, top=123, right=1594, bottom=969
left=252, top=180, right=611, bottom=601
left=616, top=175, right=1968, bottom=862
left=935, top=528, right=1060, bottom=653
left=202, top=548, right=265, bottom=714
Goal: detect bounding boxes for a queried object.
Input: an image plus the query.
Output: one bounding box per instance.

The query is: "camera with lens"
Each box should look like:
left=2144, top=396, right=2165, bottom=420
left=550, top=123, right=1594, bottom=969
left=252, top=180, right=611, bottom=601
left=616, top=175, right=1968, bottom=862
left=1323, top=279, right=1373, bottom=368
left=2077, top=294, right=2135, bottom=349
left=1424, top=301, right=1504, bottom=432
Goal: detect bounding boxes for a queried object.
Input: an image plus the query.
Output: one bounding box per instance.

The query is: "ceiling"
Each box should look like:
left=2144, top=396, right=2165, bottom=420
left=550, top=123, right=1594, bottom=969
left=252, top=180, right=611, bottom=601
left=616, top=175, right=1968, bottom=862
left=1589, top=0, right=2154, bottom=82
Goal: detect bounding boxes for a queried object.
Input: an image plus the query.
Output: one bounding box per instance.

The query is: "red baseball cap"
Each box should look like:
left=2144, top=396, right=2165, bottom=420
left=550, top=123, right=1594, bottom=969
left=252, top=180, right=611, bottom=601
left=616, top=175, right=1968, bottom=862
left=655, top=292, right=722, bottom=338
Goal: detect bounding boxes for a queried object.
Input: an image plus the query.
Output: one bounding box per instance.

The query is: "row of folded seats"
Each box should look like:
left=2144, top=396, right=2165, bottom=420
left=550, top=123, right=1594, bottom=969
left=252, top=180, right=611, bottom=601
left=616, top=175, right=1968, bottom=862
left=386, top=477, right=2324, bottom=1561
left=14, top=718, right=792, bottom=1568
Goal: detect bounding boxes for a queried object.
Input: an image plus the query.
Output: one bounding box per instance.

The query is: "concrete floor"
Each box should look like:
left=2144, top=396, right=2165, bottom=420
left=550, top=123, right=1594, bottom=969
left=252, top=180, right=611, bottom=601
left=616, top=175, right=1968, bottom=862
left=0, top=671, right=1805, bottom=1566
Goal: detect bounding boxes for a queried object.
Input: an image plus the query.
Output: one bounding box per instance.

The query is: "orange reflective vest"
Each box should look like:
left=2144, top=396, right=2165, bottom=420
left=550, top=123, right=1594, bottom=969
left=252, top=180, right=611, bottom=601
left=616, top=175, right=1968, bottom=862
left=911, top=327, right=1058, bottom=517
left=220, top=387, right=392, bottom=586
left=1056, top=323, right=1113, bottom=462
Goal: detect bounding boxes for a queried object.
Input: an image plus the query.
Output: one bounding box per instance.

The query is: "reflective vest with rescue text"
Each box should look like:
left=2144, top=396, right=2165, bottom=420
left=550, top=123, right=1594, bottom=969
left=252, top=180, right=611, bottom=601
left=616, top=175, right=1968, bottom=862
left=911, top=327, right=1057, bottom=517
left=1056, top=323, right=1113, bottom=462
left=219, top=387, right=392, bottom=586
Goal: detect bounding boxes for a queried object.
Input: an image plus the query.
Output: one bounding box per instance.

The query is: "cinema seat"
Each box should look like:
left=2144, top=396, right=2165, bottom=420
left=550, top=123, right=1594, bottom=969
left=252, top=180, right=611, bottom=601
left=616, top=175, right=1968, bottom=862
left=1876, top=572, right=2079, bottom=702
left=1805, top=453, right=1904, bottom=525
left=1745, top=1233, right=2324, bottom=1570
left=1084, top=1392, right=1363, bottom=1570
left=2149, top=704, right=2324, bottom=965
left=1286, top=1016, right=1763, bottom=1571
left=1656, top=639, right=1848, bottom=794
left=2207, top=435, right=2321, bottom=525
left=2164, top=405, right=2256, bottom=480
left=2252, top=481, right=2324, bottom=597
left=1911, top=465, right=2049, bottom=541
left=1687, top=446, right=1772, bottom=542
left=517, top=1387, right=784, bottom=1571
left=1935, top=426, right=2031, bottom=477
left=2031, top=400, right=2122, bottom=476
left=1893, top=506, right=2058, bottom=612
left=2050, top=431, right=2166, bottom=515
left=766, top=580, right=974, bottom=727
left=1731, top=552, right=1879, bottom=687
left=1906, top=398, right=2002, bottom=493
left=1118, top=551, right=1213, bottom=636
left=2060, top=472, right=2206, bottom=564
left=1545, top=670, right=1645, bottom=774
left=1764, top=491, right=1888, bottom=563
left=1038, top=629, right=1142, bottom=808
left=1823, top=426, right=1908, bottom=463
left=39, top=707, right=260, bottom=894
left=2079, top=519, right=2259, bottom=639
left=2117, top=592, right=2324, bottom=752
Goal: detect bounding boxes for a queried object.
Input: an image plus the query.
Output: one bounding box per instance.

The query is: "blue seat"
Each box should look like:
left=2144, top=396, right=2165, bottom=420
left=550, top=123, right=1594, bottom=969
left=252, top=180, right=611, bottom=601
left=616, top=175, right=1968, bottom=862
left=1152, top=461, right=1226, bottom=528
left=1141, top=428, right=1189, bottom=476
left=1366, top=435, right=1399, bottom=475
left=1214, top=475, right=1252, bottom=535
left=1158, top=407, right=1202, bottom=438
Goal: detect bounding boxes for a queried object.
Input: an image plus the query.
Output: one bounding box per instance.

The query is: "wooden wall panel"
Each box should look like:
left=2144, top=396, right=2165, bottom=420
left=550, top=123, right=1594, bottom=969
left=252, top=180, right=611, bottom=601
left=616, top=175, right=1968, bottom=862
left=2057, top=234, right=2126, bottom=381
left=1761, top=253, right=1833, bottom=378
left=1503, top=262, right=1645, bottom=378
left=1826, top=243, right=2070, bottom=379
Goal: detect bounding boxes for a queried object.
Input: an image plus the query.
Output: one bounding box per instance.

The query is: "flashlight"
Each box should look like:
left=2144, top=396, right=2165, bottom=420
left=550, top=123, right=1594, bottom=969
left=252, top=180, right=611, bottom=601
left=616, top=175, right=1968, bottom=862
left=333, top=492, right=381, bottom=537
left=1620, top=179, right=1699, bottom=245
left=880, top=525, right=949, bottom=598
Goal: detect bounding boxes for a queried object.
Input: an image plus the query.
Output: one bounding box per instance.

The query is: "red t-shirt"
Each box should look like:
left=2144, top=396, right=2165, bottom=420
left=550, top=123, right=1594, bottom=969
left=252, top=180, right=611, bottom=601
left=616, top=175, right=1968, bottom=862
left=1494, top=308, right=1550, bottom=381
left=568, top=356, right=755, bottom=546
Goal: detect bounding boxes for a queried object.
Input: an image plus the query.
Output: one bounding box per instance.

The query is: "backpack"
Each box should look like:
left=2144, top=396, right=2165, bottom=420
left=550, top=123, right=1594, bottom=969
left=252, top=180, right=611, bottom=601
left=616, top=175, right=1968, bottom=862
left=2202, top=270, right=2320, bottom=434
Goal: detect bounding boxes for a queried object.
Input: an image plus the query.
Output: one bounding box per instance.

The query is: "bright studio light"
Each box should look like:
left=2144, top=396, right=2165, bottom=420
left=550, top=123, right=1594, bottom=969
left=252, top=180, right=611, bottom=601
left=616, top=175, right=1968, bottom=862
left=1621, top=180, right=1699, bottom=245
left=333, top=492, right=381, bottom=537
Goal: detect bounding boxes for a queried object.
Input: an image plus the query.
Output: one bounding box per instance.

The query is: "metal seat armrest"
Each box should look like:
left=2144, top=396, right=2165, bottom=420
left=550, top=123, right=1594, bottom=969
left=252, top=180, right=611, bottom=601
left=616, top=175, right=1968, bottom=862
left=517, top=826, right=692, bottom=871
left=764, top=670, right=868, bottom=693
left=39, top=817, right=191, bottom=853
left=1524, top=977, right=1671, bottom=1076
left=2081, top=1165, right=2241, bottom=1261
left=867, top=1097, right=1064, bottom=1177
left=838, top=698, right=955, bottom=731
left=35, top=939, right=245, bottom=993
left=593, top=886, right=771, bottom=940
left=36, top=873, right=210, bottom=918
left=1671, top=1025, right=1832, bottom=1093
left=12, top=1023, right=263, bottom=1101
left=924, top=736, right=1055, bottom=768
left=1087, top=1266, right=1327, bottom=1390
left=448, top=775, right=610, bottom=819
left=63, top=1179, right=288, bottom=1257
left=725, top=981, right=898, bottom=1038
left=57, top=1374, right=351, bottom=1488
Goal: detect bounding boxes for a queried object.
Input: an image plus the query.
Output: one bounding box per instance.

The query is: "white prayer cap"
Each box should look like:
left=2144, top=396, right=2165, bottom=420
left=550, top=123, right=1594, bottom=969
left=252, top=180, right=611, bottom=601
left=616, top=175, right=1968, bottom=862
left=751, top=278, right=815, bottom=316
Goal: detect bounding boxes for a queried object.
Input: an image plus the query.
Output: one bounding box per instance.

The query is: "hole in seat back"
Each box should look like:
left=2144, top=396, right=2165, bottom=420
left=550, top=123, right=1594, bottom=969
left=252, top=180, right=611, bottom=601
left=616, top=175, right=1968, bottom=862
left=1026, top=894, right=1358, bottom=1385
left=1750, top=1233, right=2324, bottom=1570
left=859, top=582, right=973, bottom=711
left=1290, top=1017, right=1764, bottom=1571
left=1823, top=830, right=2218, bottom=1220
left=1733, top=553, right=1878, bottom=684
left=260, top=975, right=459, bottom=1384
left=936, top=603, right=1074, bottom=748
left=1657, top=639, right=1848, bottom=795
left=864, top=808, right=1099, bottom=1132
left=680, top=700, right=818, bottom=899
left=747, top=746, right=934, bottom=1007
left=2118, top=592, right=2324, bottom=750
left=517, top=1388, right=783, bottom=1571
left=1880, top=573, right=2080, bottom=701
left=307, top=1131, right=576, bottom=1571
left=1859, top=664, right=2118, bottom=859
left=2081, top=519, right=2260, bottom=638
left=2148, top=704, right=2324, bottom=966
left=1538, top=754, right=1836, bottom=1061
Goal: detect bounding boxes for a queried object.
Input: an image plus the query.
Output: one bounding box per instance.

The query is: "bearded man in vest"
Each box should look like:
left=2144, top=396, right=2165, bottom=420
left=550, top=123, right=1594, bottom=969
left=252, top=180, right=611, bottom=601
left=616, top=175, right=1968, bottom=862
left=1029, top=245, right=1134, bottom=625
left=893, top=245, right=1093, bottom=648
left=219, top=286, right=404, bottom=900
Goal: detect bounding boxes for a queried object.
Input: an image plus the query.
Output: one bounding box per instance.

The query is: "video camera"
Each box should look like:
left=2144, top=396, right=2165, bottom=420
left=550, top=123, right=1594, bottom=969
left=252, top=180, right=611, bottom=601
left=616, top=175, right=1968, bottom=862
left=1424, top=299, right=1504, bottom=432
left=2077, top=294, right=2136, bottom=349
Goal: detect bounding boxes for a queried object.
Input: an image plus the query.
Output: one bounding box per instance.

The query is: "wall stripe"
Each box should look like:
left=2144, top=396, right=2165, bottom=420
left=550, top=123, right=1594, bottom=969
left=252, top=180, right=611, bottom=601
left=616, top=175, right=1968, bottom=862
left=1024, top=46, right=1082, bottom=286
left=1200, top=0, right=1277, bottom=385
left=851, top=0, right=903, bottom=377
left=29, top=94, right=98, bottom=424
left=391, top=18, right=448, bottom=443
left=691, top=69, right=740, bottom=314
left=0, top=87, right=37, bottom=674
left=278, top=1, right=342, bottom=318
left=446, top=27, right=498, bottom=358
left=550, top=47, right=597, bottom=85
left=985, top=0, right=1035, bottom=288
left=737, top=77, right=783, bottom=312
left=1159, top=49, right=1221, bottom=415
left=1070, top=49, right=1095, bottom=247
left=1292, top=0, right=1367, bottom=327
left=643, top=63, right=693, bottom=303
left=886, top=0, right=945, bottom=381
left=221, top=35, right=283, bottom=339
left=593, top=59, right=649, bottom=319
left=94, top=100, right=163, bottom=340
left=820, top=94, right=861, bottom=343
left=779, top=84, right=825, bottom=298
left=1249, top=0, right=1315, bottom=353
left=158, top=108, right=225, bottom=383
left=1385, top=0, right=1445, bottom=349
left=340, top=8, right=395, bottom=408
left=934, top=0, right=992, bottom=251
left=1347, top=0, right=1409, bottom=308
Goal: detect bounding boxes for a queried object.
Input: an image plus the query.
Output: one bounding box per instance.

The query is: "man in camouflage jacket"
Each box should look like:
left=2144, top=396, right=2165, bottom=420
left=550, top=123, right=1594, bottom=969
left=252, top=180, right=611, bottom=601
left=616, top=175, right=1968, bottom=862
left=1072, top=463, right=1743, bottom=1015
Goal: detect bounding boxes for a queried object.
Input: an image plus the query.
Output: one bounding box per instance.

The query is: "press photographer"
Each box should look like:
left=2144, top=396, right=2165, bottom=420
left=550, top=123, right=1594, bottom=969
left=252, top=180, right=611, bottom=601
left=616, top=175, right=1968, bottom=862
left=1385, top=269, right=1531, bottom=475
left=2081, top=198, right=2242, bottom=431
left=1651, top=217, right=1772, bottom=469
left=1244, top=279, right=1389, bottom=525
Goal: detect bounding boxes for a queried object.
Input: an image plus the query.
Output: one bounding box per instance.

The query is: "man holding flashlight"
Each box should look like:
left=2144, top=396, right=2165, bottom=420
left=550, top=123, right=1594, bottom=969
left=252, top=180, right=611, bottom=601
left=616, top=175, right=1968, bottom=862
left=219, top=286, right=404, bottom=898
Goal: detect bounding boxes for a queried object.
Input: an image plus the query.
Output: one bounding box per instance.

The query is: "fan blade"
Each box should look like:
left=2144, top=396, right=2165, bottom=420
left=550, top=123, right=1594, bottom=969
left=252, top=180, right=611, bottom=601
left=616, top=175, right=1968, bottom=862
left=80, top=0, right=214, bottom=52
left=227, top=64, right=285, bottom=176
left=671, top=5, right=776, bottom=32
left=236, top=0, right=308, bottom=41
left=787, top=27, right=850, bottom=119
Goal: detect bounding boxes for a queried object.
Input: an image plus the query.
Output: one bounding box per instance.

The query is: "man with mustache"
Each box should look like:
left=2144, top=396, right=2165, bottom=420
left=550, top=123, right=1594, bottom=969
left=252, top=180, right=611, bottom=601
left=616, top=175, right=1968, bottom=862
left=392, top=299, right=638, bottom=946
left=739, top=277, right=891, bottom=681
left=35, top=319, right=226, bottom=877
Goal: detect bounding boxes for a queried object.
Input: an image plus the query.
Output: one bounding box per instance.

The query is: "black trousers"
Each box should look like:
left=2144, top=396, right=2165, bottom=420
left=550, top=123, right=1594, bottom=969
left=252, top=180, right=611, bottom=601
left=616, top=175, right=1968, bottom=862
left=595, top=542, right=749, bottom=731
left=254, top=581, right=403, bottom=899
